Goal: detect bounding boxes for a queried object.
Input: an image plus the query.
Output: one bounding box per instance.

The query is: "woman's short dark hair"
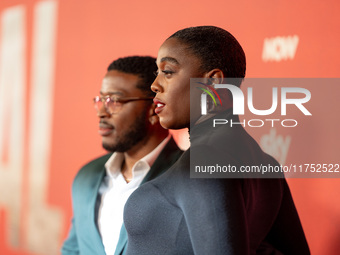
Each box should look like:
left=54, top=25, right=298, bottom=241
left=168, top=26, right=246, bottom=85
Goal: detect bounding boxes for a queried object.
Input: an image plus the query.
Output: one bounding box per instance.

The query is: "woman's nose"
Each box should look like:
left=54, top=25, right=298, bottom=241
left=151, top=76, right=163, bottom=93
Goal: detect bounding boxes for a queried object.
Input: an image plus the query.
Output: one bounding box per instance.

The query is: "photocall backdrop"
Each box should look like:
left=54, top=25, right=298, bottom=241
left=0, top=0, right=339, bottom=254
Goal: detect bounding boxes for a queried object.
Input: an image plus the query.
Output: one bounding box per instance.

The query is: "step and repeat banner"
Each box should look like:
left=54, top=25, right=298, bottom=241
left=0, top=0, right=339, bottom=254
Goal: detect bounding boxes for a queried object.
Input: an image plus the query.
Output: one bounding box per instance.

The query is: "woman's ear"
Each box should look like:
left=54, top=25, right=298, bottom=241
left=204, top=69, right=224, bottom=84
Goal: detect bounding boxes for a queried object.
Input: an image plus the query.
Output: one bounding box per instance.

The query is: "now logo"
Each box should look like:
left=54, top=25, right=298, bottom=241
left=262, top=35, right=299, bottom=62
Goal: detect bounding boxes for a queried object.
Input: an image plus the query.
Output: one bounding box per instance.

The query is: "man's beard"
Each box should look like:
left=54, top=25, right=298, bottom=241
left=102, top=111, right=148, bottom=153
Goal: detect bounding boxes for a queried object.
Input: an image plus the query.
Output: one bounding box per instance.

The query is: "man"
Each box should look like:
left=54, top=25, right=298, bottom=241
left=61, top=56, right=182, bottom=255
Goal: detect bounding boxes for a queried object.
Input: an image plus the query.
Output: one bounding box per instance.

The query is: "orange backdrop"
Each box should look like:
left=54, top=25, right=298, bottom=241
left=0, top=0, right=339, bottom=254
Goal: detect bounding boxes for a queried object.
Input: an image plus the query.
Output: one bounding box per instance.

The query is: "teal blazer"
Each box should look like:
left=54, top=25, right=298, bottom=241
left=61, top=138, right=182, bottom=255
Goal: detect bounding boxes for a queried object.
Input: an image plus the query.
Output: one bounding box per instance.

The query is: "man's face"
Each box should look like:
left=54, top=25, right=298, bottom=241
left=97, top=70, right=151, bottom=152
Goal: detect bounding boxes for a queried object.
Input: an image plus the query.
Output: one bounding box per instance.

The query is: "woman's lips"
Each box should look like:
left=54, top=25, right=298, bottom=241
left=98, top=122, right=114, bottom=136
left=154, top=99, right=165, bottom=114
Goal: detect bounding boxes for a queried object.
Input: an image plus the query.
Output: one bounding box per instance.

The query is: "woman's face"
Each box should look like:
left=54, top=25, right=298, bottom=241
left=151, top=38, right=205, bottom=130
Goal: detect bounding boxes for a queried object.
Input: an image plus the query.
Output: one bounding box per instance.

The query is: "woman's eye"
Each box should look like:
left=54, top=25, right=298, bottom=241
left=162, top=70, right=174, bottom=76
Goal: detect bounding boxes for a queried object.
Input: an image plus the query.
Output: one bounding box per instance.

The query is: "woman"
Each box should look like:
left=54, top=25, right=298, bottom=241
left=123, top=26, right=310, bottom=255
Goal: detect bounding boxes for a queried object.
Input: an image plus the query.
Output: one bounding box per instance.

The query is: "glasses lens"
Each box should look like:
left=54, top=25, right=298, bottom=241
left=106, top=97, right=123, bottom=114
left=105, top=97, right=114, bottom=113
left=93, top=96, right=128, bottom=114
left=93, top=96, right=103, bottom=111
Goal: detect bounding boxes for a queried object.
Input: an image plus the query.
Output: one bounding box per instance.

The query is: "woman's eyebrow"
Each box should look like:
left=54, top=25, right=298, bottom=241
left=160, top=57, right=180, bottom=65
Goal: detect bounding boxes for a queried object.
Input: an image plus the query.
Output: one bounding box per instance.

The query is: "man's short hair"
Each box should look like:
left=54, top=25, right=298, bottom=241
left=168, top=26, right=246, bottom=85
left=107, top=56, right=157, bottom=96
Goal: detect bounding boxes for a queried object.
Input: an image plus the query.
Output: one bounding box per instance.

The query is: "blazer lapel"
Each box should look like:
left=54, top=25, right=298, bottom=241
left=88, top=166, right=107, bottom=254
left=114, top=223, right=129, bottom=255
left=141, top=137, right=181, bottom=185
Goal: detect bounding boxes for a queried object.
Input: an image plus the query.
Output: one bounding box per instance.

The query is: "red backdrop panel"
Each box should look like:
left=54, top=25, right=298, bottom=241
left=0, top=0, right=339, bottom=254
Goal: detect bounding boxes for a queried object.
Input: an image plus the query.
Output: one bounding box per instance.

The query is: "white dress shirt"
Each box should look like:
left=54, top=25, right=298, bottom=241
left=97, top=135, right=171, bottom=255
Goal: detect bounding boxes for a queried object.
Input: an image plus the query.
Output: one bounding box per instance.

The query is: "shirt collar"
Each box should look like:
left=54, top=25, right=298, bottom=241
left=105, top=134, right=171, bottom=180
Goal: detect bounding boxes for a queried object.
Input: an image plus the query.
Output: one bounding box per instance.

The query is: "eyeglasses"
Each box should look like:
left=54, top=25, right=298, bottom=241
left=93, top=95, right=154, bottom=114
